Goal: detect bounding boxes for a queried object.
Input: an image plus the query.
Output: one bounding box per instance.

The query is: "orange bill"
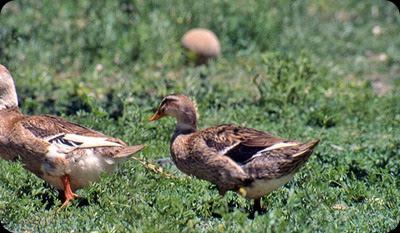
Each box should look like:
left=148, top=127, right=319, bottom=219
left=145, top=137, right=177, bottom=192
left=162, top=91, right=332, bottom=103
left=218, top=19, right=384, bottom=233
left=148, top=110, right=166, bottom=122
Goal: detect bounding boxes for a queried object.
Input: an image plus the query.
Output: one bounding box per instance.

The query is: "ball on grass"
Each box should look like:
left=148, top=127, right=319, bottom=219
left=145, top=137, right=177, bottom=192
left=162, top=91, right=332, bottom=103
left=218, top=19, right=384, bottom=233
left=181, top=28, right=221, bottom=64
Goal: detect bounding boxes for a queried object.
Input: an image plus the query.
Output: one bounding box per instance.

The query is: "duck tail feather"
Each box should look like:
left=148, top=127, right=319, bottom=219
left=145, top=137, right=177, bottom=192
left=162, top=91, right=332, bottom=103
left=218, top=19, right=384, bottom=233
left=291, top=139, right=320, bottom=158
left=113, top=145, right=145, bottom=158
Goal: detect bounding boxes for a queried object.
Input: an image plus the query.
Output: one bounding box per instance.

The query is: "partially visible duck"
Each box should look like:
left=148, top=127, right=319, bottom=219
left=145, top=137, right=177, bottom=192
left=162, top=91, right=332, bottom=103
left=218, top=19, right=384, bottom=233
left=0, top=65, right=145, bottom=208
left=149, top=93, right=320, bottom=212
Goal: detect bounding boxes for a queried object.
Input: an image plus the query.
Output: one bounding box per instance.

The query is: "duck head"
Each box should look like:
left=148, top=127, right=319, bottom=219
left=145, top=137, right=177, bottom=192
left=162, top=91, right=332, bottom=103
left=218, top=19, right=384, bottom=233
left=0, top=65, right=18, bottom=110
left=149, top=94, right=198, bottom=131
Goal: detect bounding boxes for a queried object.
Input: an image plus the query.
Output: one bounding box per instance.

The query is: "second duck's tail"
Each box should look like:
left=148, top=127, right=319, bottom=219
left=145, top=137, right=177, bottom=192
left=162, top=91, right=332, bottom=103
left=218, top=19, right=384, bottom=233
left=291, top=139, right=320, bottom=158
left=282, top=139, right=320, bottom=174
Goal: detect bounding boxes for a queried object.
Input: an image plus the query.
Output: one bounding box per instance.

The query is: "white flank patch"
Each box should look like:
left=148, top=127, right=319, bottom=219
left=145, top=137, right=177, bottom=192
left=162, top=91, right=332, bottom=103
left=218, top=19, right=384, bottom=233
left=41, top=149, right=119, bottom=191
left=41, top=133, right=125, bottom=191
left=63, top=134, right=122, bottom=148
left=68, top=149, right=118, bottom=189
left=42, top=133, right=122, bottom=181
left=243, top=174, right=294, bottom=199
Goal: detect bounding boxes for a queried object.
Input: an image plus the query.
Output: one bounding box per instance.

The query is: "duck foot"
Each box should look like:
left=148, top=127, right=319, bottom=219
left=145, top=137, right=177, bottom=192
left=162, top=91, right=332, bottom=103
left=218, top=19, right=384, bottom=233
left=59, top=175, right=78, bottom=210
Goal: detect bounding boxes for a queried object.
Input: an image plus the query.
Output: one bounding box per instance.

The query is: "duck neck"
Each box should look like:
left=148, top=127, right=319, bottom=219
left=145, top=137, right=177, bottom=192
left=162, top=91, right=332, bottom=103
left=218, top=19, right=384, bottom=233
left=0, top=106, right=21, bottom=138
left=172, top=111, right=198, bottom=140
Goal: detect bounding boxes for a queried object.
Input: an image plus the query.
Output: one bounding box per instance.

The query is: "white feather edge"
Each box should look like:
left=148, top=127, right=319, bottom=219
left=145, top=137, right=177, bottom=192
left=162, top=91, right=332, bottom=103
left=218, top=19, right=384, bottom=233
left=44, top=133, right=65, bottom=141
left=218, top=141, right=241, bottom=156
left=62, top=134, right=123, bottom=148
left=219, top=141, right=301, bottom=165
left=242, top=142, right=300, bottom=162
left=292, top=150, right=308, bottom=158
left=220, top=141, right=300, bottom=157
left=44, top=133, right=122, bottom=151
left=259, top=142, right=299, bottom=152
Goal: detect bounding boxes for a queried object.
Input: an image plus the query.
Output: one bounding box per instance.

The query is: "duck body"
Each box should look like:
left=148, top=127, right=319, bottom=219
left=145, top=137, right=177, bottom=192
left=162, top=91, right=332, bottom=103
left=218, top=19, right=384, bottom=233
left=150, top=94, right=320, bottom=211
left=0, top=65, right=144, bottom=208
left=0, top=103, right=143, bottom=192
left=171, top=124, right=319, bottom=199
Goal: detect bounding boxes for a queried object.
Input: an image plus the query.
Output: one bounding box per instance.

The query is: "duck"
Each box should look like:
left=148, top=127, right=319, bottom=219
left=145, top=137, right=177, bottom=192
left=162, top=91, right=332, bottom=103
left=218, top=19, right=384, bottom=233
left=0, top=65, right=145, bottom=208
left=149, top=93, right=320, bottom=212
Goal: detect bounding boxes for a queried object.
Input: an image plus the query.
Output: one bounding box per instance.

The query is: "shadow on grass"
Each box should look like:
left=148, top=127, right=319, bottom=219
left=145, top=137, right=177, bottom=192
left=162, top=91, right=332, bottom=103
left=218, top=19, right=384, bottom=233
left=389, top=222, right=400, bottom=233
left=30, top=188, right=99, bottom=210
left=0, top=222, right=12, bottom=233
left=205, top=198, right=265, bottom=220
left=347, top=161, right=368, bottom=180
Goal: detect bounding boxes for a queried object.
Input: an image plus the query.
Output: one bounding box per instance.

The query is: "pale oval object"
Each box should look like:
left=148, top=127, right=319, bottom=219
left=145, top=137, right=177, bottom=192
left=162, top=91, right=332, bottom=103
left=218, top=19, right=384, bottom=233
left=181, top=28, right=221, bottom=59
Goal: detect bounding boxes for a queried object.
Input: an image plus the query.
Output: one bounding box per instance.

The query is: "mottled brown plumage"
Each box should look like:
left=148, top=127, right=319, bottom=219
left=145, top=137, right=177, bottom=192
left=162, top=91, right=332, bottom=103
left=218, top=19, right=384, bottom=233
left=149, top=94, right=320, bottom=212
left=0, top=65, right=145, bottom=208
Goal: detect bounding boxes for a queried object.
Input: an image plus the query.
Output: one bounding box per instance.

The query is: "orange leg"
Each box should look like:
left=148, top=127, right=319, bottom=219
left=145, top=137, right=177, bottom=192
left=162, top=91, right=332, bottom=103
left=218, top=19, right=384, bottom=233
left=59, top=175, right=78, bottom=209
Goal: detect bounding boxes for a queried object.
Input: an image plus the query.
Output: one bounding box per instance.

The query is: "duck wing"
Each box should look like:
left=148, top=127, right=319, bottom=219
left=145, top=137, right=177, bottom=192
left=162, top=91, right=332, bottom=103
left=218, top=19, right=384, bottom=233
left=15, top=115, right=142, bottom=157
left=198, top=124, right=319, bottom=180
left=243, top=139, right=320, bottom=179
left=199, top=124, right=296, bottom=165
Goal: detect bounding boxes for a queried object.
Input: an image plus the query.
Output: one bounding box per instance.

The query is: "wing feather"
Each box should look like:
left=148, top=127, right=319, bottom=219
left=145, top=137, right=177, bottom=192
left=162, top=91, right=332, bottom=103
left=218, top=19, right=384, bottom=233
left=62, top=134, right=122, bottom=148
left=199, top=125, right=298, bottom=165
left=19, top=115, right=125, bottom=154
left=21, top=115, right=110, bottom=138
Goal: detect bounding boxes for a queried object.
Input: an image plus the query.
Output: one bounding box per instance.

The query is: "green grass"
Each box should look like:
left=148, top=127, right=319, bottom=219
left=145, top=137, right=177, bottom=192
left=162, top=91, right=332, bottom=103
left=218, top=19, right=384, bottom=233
left=1, top=0, right=399, bottom=232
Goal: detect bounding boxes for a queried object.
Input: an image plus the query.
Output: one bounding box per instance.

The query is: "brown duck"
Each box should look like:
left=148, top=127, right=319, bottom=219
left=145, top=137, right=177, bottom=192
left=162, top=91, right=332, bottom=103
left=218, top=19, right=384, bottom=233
left=149, top=94, right=320, bottom=212
left=0, top=65, right=145, bottom=208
